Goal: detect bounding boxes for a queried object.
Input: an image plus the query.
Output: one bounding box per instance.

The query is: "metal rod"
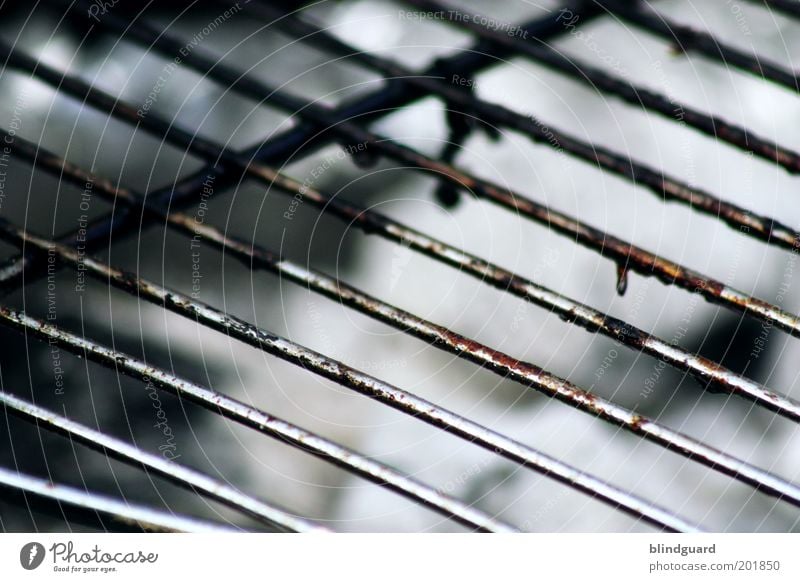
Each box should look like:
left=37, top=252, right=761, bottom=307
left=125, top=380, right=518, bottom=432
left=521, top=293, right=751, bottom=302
left=4, top=211, right=800, bottom=518
left=743, top=0, right=800, bottom=19
left=60, top=13, right=800, bottom=339
left=0, top=391, right=329, bottom=532
left=0, top=311, right=517, bottom=533
left=0, top=463, right=239, bottom=532
left=405, top=0, right=800, bottom=173
left=0, top=303, right=698, bottom=532
left=241, top=3, right=800, bottom=253
left=1, top=82, right=797, bottom=421
left=602, top=0, right=800, bottom=93
left=1, top=0, right=593, bottom=294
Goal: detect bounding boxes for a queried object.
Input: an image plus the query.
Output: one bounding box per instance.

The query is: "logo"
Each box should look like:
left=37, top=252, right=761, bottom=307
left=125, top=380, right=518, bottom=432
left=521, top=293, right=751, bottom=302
left=20, top=542, right=46, bottom=570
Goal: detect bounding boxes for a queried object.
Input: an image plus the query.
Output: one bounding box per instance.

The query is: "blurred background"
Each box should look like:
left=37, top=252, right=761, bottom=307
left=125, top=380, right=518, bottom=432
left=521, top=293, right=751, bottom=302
left=0, top=0, right=799, bottom=532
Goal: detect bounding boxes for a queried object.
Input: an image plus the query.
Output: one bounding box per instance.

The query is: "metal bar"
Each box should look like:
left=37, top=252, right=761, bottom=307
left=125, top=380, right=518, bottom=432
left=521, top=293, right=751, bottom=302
left=0, top=171, right=203, bottom=294
left=601, top=0, right=800, bottom=93
left=242, top=3, right=800, bottom=253
left=404, top=0, right=800, bottom=173
left=1, top=0, right=593, bottom=296
left=0, top=392, right=328, bottom=532
left=743, top=0, right=800, bottom=19
left=0, top=314, right=516, bottom=533
left=0, top=304, right=697, bottom=532
left=0, top=463, right=239, bottom=532
left=62, top=14, right=800, bottom=339
left=4, top=207, right=800, bottom=518
left=1, top=72, right=797, bottom=421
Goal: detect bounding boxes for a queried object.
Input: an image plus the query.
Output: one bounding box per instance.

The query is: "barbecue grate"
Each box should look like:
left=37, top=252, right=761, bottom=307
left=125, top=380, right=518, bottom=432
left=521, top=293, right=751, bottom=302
left=1, top=0, right=799, bottom=533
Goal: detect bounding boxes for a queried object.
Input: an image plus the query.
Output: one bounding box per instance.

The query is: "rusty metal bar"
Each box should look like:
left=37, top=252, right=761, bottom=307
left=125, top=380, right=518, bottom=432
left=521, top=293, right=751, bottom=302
left=0, top=463, right=240, bottom=532
left=60, top=14, right=800, bottom=340
left=3, top=204, right=800, bottom=517
left=0, top=1, right=794, bottom=532
left=247, top=3, right=800, bottom=253
left=0, top=171, right=202, bottom=294
left=602, top=0, right=800, bottom=93
left=405, top=0, right=800, bottom=173
left=0, top=391, right=329, bottom=532
left=1, top=61, right=797, bottom=421
left=0, top=299, right=698, bottom=532
left=2, top=0, right=594, bottom=296
left=2, top=54, right=796, bottom=422
left=0, top=314, right=517, bottom=533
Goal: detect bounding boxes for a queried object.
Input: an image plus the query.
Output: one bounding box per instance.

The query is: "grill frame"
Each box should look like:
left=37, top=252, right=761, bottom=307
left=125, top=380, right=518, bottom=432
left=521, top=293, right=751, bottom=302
left=0, top=0, right=799, bottom=533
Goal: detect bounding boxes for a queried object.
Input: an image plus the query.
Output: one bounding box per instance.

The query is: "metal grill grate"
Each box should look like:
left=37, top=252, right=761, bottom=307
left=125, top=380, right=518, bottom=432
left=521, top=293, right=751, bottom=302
left=1, top=0, right=799, bottom=532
